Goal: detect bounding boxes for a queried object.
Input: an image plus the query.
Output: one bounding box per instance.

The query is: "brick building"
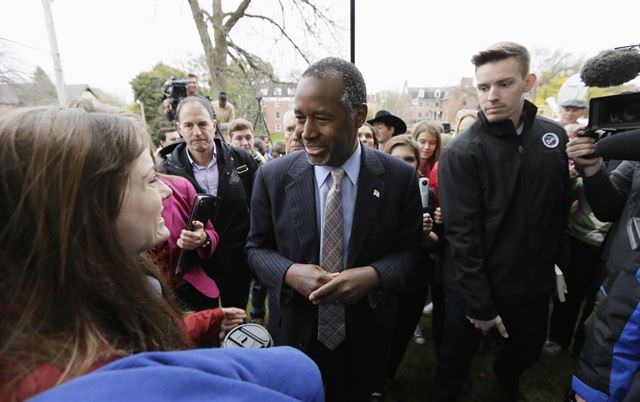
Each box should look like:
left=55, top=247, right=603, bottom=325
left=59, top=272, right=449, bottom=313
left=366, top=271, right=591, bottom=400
left=258, top=82, right=296, bottom=134
left=404, top=78, right=478, bottom=126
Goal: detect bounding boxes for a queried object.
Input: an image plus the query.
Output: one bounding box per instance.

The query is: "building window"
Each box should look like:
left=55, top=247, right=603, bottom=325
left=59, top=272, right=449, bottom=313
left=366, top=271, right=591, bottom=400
left=435, top=89, right=442, bottom=98
left=275, top=111, right=280, bottom=119
left=275, top=87, right=282, bottom=96
left=418, top=112, right=422, bottom=118
left=287, top=87, right=295, bottom=95
left=275, top=124, right=281, bottom=132
left=436, top=102, right=440, bottom=108
left=418, top=89, right=425, bottom=98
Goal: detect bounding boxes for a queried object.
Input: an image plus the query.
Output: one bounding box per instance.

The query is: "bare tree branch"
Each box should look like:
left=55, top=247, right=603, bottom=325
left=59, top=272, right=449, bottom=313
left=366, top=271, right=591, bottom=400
left=188, top=0, right=340, bottom=94
left=223, top=0, right=252, bottom=32
left=244, top=13, right=310, bottom=63
left=227, top=39, right=285, bottom=84
left=188, top=0, right=216, bottom=68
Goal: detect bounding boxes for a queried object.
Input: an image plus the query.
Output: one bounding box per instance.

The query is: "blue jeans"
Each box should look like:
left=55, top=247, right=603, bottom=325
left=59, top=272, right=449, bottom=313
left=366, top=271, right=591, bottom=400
left=250, top=279, right=267, bottom=319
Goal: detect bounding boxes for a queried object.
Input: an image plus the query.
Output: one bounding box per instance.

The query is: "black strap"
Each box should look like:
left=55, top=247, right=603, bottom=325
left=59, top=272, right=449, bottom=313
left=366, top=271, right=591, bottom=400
left=228, top=147, right=254, bottom=201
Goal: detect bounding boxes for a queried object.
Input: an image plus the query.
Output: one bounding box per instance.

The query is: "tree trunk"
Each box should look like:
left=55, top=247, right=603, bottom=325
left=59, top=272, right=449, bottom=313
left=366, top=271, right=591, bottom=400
left=187, top=0, right=227, bottom=94
left=211, top=0, right=228, bottom=94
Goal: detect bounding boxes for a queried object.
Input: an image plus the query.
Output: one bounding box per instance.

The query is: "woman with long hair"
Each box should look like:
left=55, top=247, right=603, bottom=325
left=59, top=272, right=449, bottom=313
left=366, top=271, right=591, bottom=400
left=0, top=107, right=253, bottom=400
left=412, top=120, right=443, bottom=178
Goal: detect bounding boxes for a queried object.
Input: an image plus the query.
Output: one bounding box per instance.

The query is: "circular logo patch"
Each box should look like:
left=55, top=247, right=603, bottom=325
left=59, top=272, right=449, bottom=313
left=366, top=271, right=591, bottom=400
left=542, top=132, right=559, bottom=149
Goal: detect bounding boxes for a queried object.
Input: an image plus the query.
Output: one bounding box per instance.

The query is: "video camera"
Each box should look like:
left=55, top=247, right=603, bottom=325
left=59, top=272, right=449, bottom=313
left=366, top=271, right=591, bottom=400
left=578, top=92, right=640, bottom=142
left=163, top=76, right=188, bottom=112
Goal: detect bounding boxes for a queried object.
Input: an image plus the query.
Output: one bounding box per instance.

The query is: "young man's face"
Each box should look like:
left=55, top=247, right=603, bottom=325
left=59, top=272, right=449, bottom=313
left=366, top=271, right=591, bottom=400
left=230, top=128, right=255, bottom=151
left=476, top=57, right=536, bottom=127
left=160, top=130, right=180, bottom=148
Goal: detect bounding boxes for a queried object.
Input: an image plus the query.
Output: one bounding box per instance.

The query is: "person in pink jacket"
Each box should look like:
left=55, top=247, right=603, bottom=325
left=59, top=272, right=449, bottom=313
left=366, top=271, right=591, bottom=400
left=148, top=174, right=221, bottom=311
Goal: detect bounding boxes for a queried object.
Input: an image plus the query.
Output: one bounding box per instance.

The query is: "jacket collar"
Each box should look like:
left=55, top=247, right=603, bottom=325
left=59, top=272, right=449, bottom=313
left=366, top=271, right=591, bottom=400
left=477, top=99, right=538, bottom=137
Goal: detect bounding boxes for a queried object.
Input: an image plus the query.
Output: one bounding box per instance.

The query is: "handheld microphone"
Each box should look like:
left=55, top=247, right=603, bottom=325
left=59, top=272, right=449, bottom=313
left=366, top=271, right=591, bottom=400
left=594, top=129, right=640, bottom=161
left=580, top=47, right=640, bottom=87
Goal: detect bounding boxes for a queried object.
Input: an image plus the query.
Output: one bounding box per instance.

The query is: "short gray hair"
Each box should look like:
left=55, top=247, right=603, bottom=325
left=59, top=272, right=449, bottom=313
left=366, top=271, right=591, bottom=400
left=301, top=57, right=366, bottom=120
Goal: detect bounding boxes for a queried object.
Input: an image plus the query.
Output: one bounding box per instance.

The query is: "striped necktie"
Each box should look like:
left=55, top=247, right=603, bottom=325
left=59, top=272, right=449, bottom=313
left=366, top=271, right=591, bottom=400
left=318, top=167, right=346, bottom=350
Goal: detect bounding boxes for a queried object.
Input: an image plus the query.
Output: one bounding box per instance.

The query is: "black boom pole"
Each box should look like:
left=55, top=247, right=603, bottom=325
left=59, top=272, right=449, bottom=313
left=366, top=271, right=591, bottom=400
left=350, top=0, right=355, bottom=64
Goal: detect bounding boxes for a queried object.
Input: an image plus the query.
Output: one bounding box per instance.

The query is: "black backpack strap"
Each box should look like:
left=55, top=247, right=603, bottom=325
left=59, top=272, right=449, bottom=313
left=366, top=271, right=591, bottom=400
left=227, top=146, right=256, bottom=202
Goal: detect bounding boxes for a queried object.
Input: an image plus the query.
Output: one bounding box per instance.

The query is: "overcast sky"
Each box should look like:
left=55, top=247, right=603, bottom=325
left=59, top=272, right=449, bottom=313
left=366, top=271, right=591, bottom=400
left=1, top=0, right=639, bottom=104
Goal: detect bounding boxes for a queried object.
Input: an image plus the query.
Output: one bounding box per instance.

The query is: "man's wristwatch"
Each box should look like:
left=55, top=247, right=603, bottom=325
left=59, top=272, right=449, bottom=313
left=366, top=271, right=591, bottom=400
left=200, top=235, right=211, bottom=249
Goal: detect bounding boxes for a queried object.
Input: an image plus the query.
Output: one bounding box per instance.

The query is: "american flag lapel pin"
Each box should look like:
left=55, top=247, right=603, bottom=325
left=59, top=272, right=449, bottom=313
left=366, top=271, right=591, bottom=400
left=373, top=189, right=380, bottom=198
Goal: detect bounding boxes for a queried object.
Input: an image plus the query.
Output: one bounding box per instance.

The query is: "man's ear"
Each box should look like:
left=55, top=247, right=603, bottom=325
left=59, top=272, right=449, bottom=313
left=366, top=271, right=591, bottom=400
left=524, top=73, right=537, bottom=92
left=355, top=104, right=368, bottom=128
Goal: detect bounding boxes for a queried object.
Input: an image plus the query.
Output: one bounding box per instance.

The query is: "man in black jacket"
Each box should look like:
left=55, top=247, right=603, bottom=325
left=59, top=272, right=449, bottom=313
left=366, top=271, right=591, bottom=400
left=432, top=42, right=570, bottom=402
left=159, top=96, right=258, bottom=310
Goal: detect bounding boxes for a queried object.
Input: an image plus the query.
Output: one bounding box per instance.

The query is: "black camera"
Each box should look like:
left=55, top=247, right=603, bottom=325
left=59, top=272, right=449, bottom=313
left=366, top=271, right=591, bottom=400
left=163, top=76, right=188, bottom=111
left=578, top=92, right=640, bottom=141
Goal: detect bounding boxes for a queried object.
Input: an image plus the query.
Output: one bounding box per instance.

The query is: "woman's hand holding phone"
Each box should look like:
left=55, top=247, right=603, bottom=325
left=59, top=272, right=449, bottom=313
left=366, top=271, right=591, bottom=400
left=177, top=220, right=207, bottom=250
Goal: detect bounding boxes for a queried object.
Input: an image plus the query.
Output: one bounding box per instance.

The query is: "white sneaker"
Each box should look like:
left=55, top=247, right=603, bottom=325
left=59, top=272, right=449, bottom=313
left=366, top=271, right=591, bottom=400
left=413, top=325, right=426, bottom=345
left=423, top=302, right=434, bottom=315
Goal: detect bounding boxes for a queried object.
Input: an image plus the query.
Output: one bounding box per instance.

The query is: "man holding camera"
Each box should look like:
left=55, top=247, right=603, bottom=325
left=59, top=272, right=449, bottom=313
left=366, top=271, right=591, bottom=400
left=434, top=42, right=570, bottom=402
left=567, top=131, right=640, bottom=277
left=568, top=131, right=640, bottom=402
left=163, top=73, right=208, bottom=122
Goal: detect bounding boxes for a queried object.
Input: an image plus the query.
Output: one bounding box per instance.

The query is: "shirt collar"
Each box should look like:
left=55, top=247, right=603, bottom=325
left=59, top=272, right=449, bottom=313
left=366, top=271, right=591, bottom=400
left=314, top=140, right=361, bottom=189
left=186, top=141, right=217, bottom=169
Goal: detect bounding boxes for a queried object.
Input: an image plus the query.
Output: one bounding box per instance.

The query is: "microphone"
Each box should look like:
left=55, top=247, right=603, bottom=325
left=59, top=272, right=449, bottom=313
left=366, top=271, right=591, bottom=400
left=580, top=47, right=640, bottom=87
left=595, top=129, right=640, bottom=160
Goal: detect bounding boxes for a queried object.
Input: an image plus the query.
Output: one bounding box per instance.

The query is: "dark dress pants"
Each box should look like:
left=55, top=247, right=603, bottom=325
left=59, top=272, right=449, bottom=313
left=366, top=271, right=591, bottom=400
left=548, top=236, right=605, bottom=351
left=431, top=290, right=549, bottom=402
left=207, top=250, right=251, bottom=309
left=175, top=282, right=219, bottom=311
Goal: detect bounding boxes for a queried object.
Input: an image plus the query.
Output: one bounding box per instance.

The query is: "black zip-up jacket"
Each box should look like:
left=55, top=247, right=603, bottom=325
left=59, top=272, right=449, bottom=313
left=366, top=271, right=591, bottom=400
left=158, top=138, right=258, bottom=258
left=438, top=100, right=570, bottom=320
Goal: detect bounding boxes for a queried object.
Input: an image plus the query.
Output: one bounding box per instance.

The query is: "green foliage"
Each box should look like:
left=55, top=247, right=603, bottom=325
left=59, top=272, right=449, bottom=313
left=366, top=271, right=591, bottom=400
left=534, top=73, right=570, bottom=105
left=129, top=63, right=186, bottom=143
left=586, top=84, right=634, bottom=99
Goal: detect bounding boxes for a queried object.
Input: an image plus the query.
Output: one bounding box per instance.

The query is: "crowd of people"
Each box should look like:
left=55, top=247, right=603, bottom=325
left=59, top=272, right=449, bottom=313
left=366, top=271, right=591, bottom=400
left=1, top=41, right=638, bottom=402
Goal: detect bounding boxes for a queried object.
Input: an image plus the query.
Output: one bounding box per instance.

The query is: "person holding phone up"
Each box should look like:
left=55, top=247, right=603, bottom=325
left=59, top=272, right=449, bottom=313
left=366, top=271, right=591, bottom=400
left=147, top=170, right=222, bottom=312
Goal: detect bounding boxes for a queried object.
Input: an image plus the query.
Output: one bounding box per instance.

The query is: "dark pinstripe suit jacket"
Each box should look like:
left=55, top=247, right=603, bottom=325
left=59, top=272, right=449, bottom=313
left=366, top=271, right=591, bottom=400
left=246, top=145, right=422, bottom=366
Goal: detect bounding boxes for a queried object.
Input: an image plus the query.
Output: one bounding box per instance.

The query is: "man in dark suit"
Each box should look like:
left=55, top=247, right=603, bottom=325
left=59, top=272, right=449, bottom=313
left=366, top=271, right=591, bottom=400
left=246, top=57, right=423, bottom=401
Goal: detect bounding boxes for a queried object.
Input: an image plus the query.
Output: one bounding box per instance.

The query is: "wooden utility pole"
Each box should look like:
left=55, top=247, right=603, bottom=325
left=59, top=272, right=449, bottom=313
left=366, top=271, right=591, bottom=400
left=41, top=0, right=67, bottom=107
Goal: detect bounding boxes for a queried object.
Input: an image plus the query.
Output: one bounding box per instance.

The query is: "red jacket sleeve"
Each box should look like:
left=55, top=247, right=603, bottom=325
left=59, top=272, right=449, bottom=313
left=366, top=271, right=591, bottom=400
left=429, top=161, right=439, bottom=207
left=183, top=307, right=225, bottom=347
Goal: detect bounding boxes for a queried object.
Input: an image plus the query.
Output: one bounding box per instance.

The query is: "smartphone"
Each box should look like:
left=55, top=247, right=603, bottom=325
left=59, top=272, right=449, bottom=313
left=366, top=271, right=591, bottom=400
left=418, top=177, right=430, bottom=211
left=175, top=194, right=216, bottom=274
